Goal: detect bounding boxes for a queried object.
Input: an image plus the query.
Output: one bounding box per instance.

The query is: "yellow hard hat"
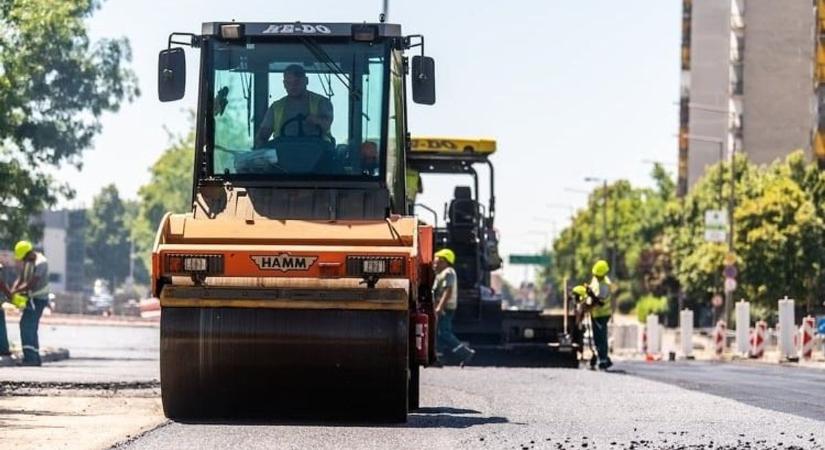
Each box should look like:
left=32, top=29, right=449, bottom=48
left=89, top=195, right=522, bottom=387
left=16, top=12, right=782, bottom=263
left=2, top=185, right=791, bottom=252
left=14, top=240, right=33, bottom=261
left=434, top=248, right=455, bottom=265
left=592, top=260, right=610, bottom=277
left=10, top=293, right=28, bottom=309
left=572, top=285, right=587, bottom=298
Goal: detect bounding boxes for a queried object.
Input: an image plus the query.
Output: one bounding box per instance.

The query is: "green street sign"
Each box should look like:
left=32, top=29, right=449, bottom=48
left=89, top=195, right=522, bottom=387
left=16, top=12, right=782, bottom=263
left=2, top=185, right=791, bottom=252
left=508, top=254, right=551, bottom=266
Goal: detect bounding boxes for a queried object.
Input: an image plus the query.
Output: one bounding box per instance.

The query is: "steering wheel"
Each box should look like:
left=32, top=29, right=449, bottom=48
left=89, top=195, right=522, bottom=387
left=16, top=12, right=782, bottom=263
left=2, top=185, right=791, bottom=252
left=278, top=113, right=324, bottom=138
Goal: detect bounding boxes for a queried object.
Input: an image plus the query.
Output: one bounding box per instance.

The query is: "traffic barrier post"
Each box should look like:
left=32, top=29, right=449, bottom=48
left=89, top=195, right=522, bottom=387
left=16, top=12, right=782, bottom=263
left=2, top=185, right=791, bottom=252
left=750, top=321, right=766, bottom=359
left=680, top=309, right=694, bottom=359
left=801, top=316, right=815, bottom=361
left=735, top=300, right=750, bottom=356
left=778, top=297, right=798, bottom=362
left=713, top=320, right=726, bottom=358
left=646, top=313, right=661, bottom=356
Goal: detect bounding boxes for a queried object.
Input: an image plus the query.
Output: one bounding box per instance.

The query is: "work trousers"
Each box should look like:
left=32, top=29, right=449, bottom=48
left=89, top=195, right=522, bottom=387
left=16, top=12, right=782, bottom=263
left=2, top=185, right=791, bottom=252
left=436, top=309, right=473, bottom=362
left=20, top=297, right=48, bottom=364
left=436, top=309, right=463, bottom=356
left=0, top=307, right=8, bottom=355
left=592, top=315, right=611, bottom=364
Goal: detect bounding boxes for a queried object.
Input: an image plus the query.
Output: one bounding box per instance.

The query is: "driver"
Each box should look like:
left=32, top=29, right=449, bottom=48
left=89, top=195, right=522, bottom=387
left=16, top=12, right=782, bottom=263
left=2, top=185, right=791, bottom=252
left=254, top=64, right=334, bottom=147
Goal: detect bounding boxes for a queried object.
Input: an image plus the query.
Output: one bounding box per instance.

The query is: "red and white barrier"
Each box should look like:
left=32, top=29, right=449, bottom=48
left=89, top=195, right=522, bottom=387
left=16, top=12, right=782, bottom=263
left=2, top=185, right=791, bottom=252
left=801, top=316, right=815, bottom=361
left=750, top=321, right=766, bottom=359
left=713, top=320, right=727, bottom=358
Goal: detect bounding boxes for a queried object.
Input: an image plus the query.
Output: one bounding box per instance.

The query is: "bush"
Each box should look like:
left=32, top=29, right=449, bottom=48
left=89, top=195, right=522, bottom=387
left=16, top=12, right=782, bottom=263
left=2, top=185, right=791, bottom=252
left=635, top=294, right=669, bottom=324
left=616, top=290, right=635, bottom=314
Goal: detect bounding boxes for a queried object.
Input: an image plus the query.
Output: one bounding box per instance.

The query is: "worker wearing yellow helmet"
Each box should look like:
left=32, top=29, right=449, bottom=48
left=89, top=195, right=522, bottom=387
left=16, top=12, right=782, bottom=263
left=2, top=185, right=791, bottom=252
left=585, top=259, right=613, bottom=370
left=432, top=248, right=475, bottom=366
left=7, top=240, right=51, bottom=366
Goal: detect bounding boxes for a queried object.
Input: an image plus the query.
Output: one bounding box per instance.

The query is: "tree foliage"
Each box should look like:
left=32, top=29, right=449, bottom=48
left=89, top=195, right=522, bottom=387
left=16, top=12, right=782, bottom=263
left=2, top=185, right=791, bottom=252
left=549, top=152, right=825, bottom=319
left=85, top=184, right=130, bottom=286
left=131, top=131, right=195, bottom=272
left=0, top=0, right=138, bottom=245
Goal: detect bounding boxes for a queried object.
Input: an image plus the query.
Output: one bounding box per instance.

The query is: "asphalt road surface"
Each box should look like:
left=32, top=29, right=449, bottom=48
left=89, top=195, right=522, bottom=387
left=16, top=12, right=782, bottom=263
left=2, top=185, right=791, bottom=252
left=0, top=322, right=158, bottom=385
left=3, top=324, right=824, bottom=449
left=124, top=363, right=825, bottom=450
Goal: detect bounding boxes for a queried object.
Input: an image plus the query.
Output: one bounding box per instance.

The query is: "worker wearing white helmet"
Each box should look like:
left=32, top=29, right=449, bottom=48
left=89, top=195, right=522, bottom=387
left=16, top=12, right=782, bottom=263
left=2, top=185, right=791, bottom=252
left=433, top=248, right=475, bottom=366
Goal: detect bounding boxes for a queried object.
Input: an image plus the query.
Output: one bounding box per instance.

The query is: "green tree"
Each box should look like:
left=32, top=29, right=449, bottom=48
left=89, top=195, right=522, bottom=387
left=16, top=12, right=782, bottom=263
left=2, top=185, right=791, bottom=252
left=0, top=0, right=138, bottom=246
left=132, top=131, right=195, bottom=271
left=85, top=184, right=130, bottom=287
left=668, top=151, right=825, bottom=313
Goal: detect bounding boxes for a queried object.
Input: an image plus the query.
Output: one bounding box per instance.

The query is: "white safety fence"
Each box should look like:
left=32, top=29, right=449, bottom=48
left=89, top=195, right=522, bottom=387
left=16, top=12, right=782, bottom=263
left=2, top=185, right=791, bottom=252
left=613, top=296, right=825, bottom=364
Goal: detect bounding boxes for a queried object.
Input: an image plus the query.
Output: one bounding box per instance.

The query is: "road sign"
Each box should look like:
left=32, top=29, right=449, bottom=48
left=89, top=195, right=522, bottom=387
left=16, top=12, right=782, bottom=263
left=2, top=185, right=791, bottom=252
left=724, top=277, right=737, bottom=293
left=723, top=265, right=738, bottom=278
left=704, top=209, right=728, bottom=243
left=723, top=252, right=737, bottom=266
left=817, top=316, right=825, bottom=335
left=508, top=254, right=551, bottom=266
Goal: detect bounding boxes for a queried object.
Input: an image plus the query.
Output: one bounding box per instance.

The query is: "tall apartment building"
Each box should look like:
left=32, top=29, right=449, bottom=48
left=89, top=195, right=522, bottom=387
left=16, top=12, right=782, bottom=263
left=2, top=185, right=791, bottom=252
left=678, top=0, right=819, bottom=196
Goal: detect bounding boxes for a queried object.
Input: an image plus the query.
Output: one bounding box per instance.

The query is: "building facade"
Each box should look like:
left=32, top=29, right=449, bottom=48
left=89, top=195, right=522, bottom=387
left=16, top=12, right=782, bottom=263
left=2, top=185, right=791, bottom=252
left=678, top=0, right=819, bottom=196
left=39, top=210, right=86, bottom=293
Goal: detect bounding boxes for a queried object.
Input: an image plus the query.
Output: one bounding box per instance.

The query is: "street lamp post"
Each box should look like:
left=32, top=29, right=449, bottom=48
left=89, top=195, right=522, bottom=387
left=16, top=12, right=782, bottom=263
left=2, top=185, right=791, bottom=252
left=686, top=134, right=736, bottom=324
left=584, top=177, right=610, bottom=268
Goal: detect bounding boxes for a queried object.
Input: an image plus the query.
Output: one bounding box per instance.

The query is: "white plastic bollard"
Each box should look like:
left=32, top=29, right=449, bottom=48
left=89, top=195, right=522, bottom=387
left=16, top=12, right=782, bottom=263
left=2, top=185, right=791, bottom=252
left=647, top=313, right=661, bottom=355
left=680, top=309, right=694, bottom=359
left=735, top=300, right=750, bottom=356
left=778, top=296, right=797, bottom=361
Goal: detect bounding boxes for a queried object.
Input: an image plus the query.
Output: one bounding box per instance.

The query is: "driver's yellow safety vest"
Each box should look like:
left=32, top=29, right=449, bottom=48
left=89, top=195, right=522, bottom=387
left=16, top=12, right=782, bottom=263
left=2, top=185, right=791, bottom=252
left=271, top=92, right=329, bottom=140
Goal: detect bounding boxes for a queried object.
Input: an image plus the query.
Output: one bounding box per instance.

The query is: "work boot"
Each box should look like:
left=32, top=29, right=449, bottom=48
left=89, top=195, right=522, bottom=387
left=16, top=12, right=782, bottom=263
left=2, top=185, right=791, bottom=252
left=598, top=359, right=613, bottom=371
left=20, top=359, right=41, bottom=367
left=456, top=344, right=475, bottom=368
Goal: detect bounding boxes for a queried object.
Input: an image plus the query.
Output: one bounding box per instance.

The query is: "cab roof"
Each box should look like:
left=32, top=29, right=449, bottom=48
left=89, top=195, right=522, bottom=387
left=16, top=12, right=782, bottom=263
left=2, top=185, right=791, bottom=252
left=201, top=22, right=402, bottom=38
left=410, top=137, right=497, bottom=157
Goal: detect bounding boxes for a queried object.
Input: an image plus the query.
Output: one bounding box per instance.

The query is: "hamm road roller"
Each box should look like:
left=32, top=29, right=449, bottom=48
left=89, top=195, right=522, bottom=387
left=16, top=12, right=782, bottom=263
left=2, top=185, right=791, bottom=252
left=152, top=21, right=438, bottom=421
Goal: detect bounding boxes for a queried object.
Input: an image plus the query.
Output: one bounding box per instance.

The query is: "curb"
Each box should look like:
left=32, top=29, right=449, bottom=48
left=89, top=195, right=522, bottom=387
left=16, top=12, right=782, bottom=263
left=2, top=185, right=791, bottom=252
left=0, top=347, right=71, bottom=367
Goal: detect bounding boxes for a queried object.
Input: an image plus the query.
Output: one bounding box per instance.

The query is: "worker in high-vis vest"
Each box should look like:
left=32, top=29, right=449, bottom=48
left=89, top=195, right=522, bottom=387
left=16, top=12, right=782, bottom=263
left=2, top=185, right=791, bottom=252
left=10, top=241, right=50, bottom=366
left=254, top=64, right=334, bottom=147
left=585, top=260, right=613, bottom=370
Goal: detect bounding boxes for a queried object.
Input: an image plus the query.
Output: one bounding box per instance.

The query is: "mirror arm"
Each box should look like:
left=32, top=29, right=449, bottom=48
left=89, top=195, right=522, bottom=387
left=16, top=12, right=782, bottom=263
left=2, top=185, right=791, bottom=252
left=167, top=32, right=201, bottom=49
left=404, top=34, right=425, bottom=58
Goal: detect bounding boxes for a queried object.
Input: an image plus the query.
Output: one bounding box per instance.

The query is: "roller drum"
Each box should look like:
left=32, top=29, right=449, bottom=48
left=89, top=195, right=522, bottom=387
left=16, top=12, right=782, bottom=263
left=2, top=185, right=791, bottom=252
left=160, top=307, right=409, bottom=421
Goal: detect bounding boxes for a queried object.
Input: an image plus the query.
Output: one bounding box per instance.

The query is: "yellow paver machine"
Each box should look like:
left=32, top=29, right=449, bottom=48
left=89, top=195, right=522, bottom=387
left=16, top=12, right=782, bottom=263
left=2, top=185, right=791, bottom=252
left=408, top=137, right=579, bottom=367
left=152, top=21, right=439, bottom=421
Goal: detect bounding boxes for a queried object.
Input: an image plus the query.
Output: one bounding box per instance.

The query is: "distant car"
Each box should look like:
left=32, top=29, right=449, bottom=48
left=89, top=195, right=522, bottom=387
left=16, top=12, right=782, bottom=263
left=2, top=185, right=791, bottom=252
left=86, top=292, right=114, bottom=315
left=86, top=279, right=114, bottom=315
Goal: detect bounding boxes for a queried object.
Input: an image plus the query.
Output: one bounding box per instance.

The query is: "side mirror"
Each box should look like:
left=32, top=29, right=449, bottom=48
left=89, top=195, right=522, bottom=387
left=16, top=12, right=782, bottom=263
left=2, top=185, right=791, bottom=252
left=411, top=56, right=436, bottom=105
left=158, top=48, right=186, bottom=102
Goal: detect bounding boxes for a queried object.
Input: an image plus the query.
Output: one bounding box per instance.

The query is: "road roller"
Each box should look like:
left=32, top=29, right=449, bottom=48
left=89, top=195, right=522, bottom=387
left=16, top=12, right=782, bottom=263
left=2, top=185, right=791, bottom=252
left=152, top=21, right=438, bottom=421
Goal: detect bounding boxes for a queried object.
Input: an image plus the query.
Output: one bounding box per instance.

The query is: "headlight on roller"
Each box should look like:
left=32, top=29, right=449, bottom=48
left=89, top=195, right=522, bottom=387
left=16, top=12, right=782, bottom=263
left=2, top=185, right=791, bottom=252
left=346, top=256, right=405, bottom=277
left=165, top=254, right=224, bottom=276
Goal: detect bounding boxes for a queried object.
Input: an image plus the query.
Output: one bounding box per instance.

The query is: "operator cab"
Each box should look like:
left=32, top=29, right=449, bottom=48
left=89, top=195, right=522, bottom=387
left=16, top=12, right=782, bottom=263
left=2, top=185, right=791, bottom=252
left=157, top=22, right=436, bottom=220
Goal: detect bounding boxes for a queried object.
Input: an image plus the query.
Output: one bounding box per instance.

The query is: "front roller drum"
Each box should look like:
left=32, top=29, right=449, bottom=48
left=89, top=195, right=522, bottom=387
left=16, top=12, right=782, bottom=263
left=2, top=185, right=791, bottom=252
left=160, top=307, right=409, bottom=421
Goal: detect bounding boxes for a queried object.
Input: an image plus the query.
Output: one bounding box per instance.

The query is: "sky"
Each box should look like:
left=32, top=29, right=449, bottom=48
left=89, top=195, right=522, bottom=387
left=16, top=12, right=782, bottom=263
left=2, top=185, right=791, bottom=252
left=61, top=0, right=682, bottom=284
